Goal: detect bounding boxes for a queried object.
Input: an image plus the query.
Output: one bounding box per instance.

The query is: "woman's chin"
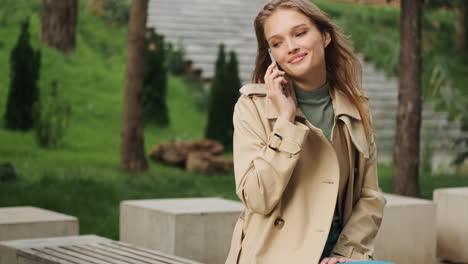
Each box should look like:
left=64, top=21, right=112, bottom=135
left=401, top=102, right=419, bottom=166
left=287, top=67, right=310, bottom=80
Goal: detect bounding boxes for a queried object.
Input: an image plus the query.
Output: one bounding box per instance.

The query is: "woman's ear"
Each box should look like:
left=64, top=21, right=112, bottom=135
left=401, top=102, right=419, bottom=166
left=323, top=31, right=331, bottom=48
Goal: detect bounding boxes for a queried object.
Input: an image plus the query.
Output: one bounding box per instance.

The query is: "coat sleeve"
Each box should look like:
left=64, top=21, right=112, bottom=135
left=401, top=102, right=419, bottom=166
left=233, top=96, right=309, bottom=215
left=329, top=141, right=387, bottom=261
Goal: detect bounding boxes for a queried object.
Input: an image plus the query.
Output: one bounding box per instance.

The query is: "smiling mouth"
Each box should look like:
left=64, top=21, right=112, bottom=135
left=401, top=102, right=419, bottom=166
left=289, top=53, right=307, bottom=64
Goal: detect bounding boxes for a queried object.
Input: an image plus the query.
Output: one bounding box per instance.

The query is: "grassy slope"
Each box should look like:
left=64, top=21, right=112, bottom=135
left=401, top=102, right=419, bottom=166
left=0, top=1, right=467, bottom=240
left=0, top=1, right=234, bottom=239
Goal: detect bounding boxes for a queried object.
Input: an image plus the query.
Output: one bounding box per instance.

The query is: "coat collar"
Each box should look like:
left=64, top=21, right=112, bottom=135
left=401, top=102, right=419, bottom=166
left=239, top=83, right=370, bottom=158
left=239, top=83, right=361, bottom=121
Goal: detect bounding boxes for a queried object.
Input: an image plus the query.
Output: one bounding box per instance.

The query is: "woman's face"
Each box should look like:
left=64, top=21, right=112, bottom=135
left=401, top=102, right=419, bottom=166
left=264, top=8, right=330, bottom=80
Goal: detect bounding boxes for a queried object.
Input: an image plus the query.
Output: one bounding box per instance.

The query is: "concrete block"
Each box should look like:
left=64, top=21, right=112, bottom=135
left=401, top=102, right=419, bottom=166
left=0, top=206, right=79, bottom=241
left=120, top=197, right=244, bottom=264
left=0, top=235, right=202, bottom=264
left=434, top=187, right=468, bottom=263
left=374, top=193, right=437, bottom=264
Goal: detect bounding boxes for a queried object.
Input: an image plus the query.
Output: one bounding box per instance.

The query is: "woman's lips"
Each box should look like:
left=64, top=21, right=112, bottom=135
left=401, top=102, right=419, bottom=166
left=289, top=53, right=307, bottom=64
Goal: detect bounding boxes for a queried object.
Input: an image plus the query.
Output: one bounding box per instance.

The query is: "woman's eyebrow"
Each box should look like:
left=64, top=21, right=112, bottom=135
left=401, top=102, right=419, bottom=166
left=267, top=23, right=308, bottom=42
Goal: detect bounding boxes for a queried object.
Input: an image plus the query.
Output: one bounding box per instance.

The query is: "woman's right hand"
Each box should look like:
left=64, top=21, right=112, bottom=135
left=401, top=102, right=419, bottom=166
left=320, top=257, right=352, bottom=264
left=264, top=61, right=297, bottom=123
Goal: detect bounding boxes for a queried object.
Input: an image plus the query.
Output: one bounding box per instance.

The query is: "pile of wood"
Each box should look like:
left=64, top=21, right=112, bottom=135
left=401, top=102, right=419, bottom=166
left=149, top=139, right=233, bottom=174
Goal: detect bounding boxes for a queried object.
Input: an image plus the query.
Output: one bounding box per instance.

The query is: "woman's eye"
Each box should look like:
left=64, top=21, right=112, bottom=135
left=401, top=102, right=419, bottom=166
left=272, top=42, right=280, bottom=48
left=296, top=31, right=306, bottom=37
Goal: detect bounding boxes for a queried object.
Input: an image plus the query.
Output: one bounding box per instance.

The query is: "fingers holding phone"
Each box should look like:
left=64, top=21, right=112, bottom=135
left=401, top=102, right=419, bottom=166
left=265, top=62, right=287, bottom=94
left=265, top=51, right=296, bottom=123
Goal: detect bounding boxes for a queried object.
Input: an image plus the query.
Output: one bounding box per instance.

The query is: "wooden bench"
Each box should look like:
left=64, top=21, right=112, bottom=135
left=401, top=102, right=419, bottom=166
left=0, top=206, right=78, bottom=241
left=0, top=235, right=203, bottom=264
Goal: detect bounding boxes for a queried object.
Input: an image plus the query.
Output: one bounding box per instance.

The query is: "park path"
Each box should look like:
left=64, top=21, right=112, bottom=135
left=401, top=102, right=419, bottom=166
left=147, top=0, right=466, bottom=172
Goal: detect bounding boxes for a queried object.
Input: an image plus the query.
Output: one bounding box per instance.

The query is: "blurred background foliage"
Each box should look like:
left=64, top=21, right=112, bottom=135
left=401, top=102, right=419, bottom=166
left=316, top=1, right=468, bottom=129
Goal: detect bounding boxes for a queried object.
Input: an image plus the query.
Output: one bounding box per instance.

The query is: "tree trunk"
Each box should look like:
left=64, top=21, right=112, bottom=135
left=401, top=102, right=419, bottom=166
left=393, top=0, right=422, bottom=197
left=455, top=0, right=468, bottom=52
left=40, top=0, right=77, bottom=55
left=120, top=0, right=149, bottom=172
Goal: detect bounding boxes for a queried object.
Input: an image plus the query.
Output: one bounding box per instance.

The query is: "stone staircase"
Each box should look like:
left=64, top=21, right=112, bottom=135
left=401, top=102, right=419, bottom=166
left=361, top=63, right=466, bottom=170
left=147, top=0, right=263, bottom=84
left=147, top=0, right=467, bottom=172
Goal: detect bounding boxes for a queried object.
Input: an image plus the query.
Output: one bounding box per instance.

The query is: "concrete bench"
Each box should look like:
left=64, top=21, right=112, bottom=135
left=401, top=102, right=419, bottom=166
left=120, top=197, right=244, bottom=264
left=0, top=206, right=78, bottom=241
left=434, top=187, right=468, bottom=263
left=0, top=235, right=203, bottom=264
left=373, top=193, right=437, bottom=264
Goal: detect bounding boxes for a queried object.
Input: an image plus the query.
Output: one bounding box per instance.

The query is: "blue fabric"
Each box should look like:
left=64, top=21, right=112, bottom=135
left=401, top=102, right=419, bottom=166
left=319, top=219, right=395, bottom=264
left=320, top=217, right=343, bottom=261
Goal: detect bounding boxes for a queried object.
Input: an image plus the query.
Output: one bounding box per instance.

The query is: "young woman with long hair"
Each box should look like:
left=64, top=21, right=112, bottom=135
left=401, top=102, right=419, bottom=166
left=225, top=0, right=387, bottom=264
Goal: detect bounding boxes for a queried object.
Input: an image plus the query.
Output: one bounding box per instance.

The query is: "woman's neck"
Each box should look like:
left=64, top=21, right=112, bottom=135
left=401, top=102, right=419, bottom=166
left=292, top=67, right=327, bottom=91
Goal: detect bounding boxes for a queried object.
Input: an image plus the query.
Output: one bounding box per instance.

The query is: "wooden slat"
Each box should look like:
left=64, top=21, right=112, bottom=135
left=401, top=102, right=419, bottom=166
left=46, top=246, right=111, bottom=264
left=112, top=241, right=203, bottom=264
left=59, top=245, right=129, bottom=264
left=16, top=239, right=204, bottom=264
left=18, top=256, right=46, bottom=264
left=72, top=244, right=150, bottom=264
left=18, top=248, right=77, bottom=264
left=35, top=248, right=94, bottom=264
left=99, top=243, right=180, bottom=264
left=101, top=242, right=199, bottom=264
left=88, top=243, right=166, bottom=264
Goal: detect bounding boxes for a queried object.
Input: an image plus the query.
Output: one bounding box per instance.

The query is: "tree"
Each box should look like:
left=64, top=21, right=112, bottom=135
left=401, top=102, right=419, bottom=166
left=142, top=28, right=169, bottom=126
left=35, top=80, right=71, bottom=148
left=455, top=0, right=468, bottom=52
left=120, top=0, right=149, bottom=172
left=224, top=50, right=242, bottom=148
left=5, top=20, right=41, bottom=131
left=393, top=0, right=422, bottom=197
left=205, top=44, right=227, bottom=146
left=40, top=0, right=78, bottom=55
left=205, top=45, right=241, bottom=150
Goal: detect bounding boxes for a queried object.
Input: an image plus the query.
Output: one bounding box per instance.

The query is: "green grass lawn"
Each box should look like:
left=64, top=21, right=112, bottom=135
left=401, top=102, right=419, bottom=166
left=0, top=0, right=467, bottom=241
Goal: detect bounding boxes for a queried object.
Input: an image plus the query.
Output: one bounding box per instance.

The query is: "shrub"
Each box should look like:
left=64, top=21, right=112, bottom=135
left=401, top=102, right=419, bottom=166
left=142, top=27, right=169, bottom=126
left=35, top=80, right=71, bottom=148
left=166, top=41, right=186, bottom=75
left=205, top=44, right=241, bottom=150
left=4, top=19, right=41, bottom=131
left=103, top=0, right=130, bottom=25
left=0, top=162, right=18, bottom=183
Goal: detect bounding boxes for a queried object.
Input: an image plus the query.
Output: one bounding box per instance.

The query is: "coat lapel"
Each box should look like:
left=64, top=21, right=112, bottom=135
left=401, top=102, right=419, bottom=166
left=330, top=89, right=370, bottom=158
left=239, top=83, right=370, bottom=158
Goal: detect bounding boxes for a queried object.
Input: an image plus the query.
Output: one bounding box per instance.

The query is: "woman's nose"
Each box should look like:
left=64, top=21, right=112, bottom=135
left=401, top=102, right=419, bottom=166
left=286, top=39, right=299, bottom=54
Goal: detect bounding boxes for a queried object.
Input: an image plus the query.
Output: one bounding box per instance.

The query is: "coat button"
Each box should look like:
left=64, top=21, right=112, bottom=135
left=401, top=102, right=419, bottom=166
left=274, top=217, right=285, bottom=229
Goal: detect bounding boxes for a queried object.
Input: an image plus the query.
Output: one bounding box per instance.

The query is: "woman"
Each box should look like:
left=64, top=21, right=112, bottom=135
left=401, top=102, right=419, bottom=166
left=225, top=0, right=387, bottom=264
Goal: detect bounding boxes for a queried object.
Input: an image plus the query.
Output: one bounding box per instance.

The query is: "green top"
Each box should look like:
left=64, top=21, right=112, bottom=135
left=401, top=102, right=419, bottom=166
left=294, top=81, right=339, bottom=220
left=294, top=81, right=335, bottom=141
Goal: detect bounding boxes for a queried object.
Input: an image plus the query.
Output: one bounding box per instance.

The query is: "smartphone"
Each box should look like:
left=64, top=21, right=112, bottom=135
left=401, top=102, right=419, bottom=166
left=268, top=49, right=288, bottom=97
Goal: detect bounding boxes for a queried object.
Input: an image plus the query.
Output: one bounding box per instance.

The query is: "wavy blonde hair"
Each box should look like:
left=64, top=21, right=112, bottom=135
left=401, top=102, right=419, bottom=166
left=252, top=0, right=373, bottom=141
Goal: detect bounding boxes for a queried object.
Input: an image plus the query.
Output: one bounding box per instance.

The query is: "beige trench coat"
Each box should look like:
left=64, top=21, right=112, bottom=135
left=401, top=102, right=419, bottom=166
left=225, top=83, right=387, bottom=264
